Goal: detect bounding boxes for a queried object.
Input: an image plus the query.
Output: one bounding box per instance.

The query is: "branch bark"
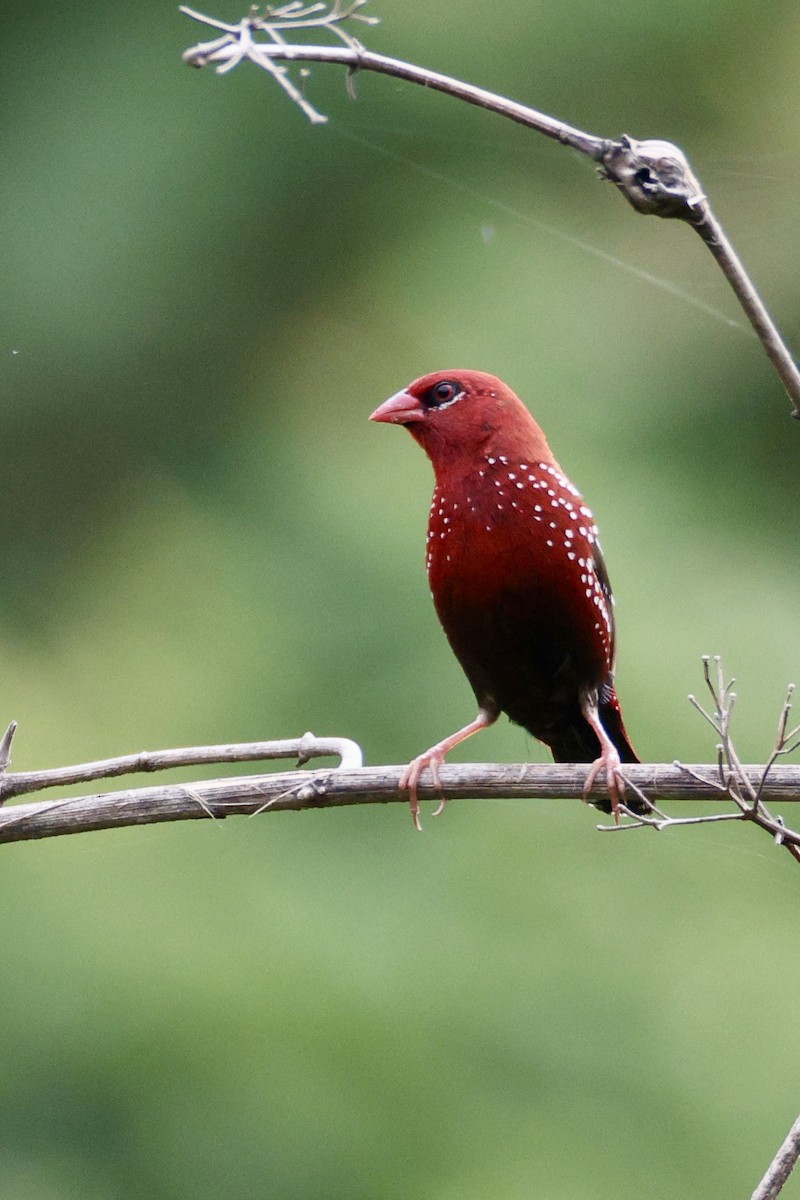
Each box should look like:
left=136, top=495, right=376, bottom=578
left=750, top=1113, right=800, bottom=1200
left=1, top=761, right=799, bottom=844
left=0, top=732, right=362, bottom=802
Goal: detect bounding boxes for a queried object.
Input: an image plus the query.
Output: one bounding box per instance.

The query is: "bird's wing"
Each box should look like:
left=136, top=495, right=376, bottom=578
left=591, top=540, right=618, bottom=675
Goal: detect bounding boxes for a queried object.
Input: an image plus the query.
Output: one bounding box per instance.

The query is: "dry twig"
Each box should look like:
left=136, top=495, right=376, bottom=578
left=750, top=1112, right=800, bottom=1200
left=0, top=726, right=362, bottom=804
left=599, top=657, right=800, bottom=865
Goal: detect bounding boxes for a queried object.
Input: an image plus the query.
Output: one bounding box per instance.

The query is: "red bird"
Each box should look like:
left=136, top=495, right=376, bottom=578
left=370, top=369, right=642, bottom=829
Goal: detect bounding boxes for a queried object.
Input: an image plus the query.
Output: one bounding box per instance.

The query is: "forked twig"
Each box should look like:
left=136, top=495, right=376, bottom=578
left=599, top=657, right=800, bottom=864
left=180, top=2, right=378, bottom=122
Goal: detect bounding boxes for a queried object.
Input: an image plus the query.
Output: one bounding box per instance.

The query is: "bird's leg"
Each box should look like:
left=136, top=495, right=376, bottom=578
left=400, top=708, right=496, bottom=831
left=581, top=699, right=626, bottom=821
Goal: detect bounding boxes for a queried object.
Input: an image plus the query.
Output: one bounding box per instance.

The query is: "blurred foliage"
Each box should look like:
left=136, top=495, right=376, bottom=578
left=2, top=0, right=800, bottom=1196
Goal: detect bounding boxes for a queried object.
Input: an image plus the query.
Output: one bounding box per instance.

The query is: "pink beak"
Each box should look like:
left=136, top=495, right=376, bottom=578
left=369, top=389, right=425, bottom=425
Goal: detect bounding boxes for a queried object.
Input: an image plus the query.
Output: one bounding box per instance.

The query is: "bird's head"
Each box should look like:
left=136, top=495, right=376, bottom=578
left=369, top=370, right=554, bottom=471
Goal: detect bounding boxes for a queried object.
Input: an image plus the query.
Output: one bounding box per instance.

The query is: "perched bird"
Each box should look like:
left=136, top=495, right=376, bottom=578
left=370, top=369, right=642, bottom=829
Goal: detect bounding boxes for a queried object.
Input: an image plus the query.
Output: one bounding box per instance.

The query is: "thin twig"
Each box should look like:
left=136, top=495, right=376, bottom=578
left=180, top=10, right=800, bottom=417
left=0, top=733, right=363, bottom=804
left=750, top=1112, right=800, bottom=1200
left=693, top=208, right=800, bottom=416
left=596, top=810, right=744, bottom=833
left=605, top=659, right=800, bottom=865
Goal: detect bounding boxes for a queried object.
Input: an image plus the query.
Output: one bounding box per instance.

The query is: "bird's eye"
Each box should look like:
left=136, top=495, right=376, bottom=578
left=425, top=380, right=462, bottom=408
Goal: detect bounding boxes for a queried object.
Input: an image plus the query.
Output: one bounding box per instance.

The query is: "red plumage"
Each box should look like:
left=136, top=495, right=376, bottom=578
left=370, top=369, right=642, bottom=828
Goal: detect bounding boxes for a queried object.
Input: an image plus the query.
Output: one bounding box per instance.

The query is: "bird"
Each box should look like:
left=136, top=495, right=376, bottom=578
left=369, top=369, right=643, bottom=829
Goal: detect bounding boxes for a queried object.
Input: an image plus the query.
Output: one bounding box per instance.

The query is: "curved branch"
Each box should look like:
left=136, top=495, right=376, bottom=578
left=180, top=9, right=800, bottom=418
left=1, top=761, right=799, bottom=844
left=0, top=732, right=362, bottom=803
left=692, top=207, right=800, bottom=411
left=181, top=17, right=606, bottom=156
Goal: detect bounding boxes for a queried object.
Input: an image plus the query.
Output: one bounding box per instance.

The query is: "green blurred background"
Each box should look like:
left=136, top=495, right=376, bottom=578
left=3, top=1, right=799, bottom=1196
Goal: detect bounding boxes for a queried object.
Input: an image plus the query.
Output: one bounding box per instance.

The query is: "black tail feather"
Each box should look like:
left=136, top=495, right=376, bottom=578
left=543, top=701, right=646, bottom=815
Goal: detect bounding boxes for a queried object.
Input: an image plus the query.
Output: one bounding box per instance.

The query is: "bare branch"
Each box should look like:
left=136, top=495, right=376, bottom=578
left=0, top=733, right=362, bottom=804
left=180, top=9, right=800, bottom=417
left=750, top=1113, right=800, bottom=1200
left=0, top=661, right=796, bottom=849
left=0, top=760, right=799, bottom=844
left=180, top=9, right=615, bottom=155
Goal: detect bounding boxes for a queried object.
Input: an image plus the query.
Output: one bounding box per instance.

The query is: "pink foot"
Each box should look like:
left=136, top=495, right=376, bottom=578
left=582, top=746, right=626, bottom=820
left=397, top=710, right=496, bottom=831
left=400, top=749, right=446, bottom=831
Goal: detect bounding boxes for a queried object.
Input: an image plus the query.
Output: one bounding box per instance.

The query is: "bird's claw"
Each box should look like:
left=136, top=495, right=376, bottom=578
left=400, top=749, right=447, bottom=831
left=583, top=748, right=625, bottom=822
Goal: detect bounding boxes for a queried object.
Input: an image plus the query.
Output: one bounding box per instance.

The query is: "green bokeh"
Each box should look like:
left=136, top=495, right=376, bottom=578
left=2, top=2, right=800, bottom=1197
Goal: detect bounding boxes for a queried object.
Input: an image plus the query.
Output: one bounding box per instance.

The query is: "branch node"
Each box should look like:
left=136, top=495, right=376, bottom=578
left=0, top=720, right=18, bottom=776
left=599, top=135, right=706, bottom=220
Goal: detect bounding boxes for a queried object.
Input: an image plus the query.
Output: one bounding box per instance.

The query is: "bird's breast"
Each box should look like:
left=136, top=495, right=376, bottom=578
left=425, top=454, right=615, bottom=687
